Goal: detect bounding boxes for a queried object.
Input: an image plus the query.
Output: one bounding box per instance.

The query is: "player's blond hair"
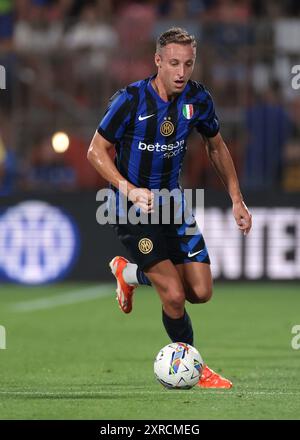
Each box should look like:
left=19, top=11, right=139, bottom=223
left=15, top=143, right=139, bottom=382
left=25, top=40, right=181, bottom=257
left=156, top=27, right=197, bottom=52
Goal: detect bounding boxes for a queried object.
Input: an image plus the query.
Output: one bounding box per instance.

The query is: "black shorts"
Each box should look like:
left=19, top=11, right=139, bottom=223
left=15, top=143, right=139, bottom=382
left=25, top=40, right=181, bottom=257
left=112, top=212, right=210, bottom=271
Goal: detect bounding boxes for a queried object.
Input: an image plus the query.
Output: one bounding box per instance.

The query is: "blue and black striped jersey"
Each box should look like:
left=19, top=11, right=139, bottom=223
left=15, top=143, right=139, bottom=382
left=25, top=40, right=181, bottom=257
left=97, top=75, right=219, bottom=191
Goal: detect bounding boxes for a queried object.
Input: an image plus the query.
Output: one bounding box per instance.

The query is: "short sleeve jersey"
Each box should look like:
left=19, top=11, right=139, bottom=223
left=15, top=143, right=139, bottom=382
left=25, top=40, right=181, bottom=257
left=98, top=75, right=219, bottom=191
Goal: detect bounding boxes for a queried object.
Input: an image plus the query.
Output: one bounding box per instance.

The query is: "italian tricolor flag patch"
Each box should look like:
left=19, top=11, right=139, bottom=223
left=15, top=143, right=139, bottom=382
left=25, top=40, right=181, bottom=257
left=182, top=104, right=194, bottom=119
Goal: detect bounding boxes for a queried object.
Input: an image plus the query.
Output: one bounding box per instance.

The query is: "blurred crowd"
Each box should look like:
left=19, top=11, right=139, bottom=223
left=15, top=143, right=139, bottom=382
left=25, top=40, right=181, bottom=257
left=0, top=0, right=300, bottom=195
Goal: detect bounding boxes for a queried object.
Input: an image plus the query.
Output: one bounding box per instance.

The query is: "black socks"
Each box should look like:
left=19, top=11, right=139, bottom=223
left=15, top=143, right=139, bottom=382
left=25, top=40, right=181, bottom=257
left=136, top=268, right=152, bottom=286
left=162, top=308, right=194, bottom=346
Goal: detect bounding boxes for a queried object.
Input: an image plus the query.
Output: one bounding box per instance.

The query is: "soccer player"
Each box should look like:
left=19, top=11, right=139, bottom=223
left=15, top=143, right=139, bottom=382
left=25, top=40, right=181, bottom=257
left=88, top=27, right=252, bottom=388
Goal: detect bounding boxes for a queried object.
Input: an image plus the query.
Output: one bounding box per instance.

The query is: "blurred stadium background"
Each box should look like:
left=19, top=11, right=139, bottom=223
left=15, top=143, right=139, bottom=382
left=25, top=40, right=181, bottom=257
left=1, top=0, right=300, bottom=284
left=0, top=0, right=300, bottom=420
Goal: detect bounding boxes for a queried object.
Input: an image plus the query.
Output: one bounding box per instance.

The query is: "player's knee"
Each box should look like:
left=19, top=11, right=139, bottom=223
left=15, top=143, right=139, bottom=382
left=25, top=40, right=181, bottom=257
left=165, top=288, right=185, bottom=311
left=169, top=296, right=185, bottom=311
left=188, top=285, right=212, bottom=304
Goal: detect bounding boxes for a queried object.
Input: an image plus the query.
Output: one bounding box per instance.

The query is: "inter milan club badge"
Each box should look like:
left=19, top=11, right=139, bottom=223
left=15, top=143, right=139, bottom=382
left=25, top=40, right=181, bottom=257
left=160, top=118, right=174, bottom=136
left=138, top=238, right=153, bottom=254
left=182, top=104, right=194, bottom=119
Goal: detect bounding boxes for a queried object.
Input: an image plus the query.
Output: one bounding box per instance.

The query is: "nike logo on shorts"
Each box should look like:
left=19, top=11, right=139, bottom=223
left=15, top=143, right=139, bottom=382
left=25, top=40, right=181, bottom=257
left=188, top=249, right=205, bottom=258
left=138, top=114, right=155, bottom=121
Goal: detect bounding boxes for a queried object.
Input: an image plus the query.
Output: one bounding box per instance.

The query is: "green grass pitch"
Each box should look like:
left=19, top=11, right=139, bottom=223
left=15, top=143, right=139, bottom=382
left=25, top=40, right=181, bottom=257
left=0, top=281, right=300, bottom=420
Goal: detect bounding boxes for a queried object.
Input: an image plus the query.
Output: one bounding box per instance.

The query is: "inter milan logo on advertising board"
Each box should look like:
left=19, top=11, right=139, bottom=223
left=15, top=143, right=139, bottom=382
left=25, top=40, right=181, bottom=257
left=0, top=201, right=79, bottom=284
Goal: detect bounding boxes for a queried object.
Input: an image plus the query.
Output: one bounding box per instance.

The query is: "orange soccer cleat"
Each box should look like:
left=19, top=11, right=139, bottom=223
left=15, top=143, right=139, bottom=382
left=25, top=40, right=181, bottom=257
left=197, top=365, right=233, bottom=389
left=109, top=256, right=136, bottom=314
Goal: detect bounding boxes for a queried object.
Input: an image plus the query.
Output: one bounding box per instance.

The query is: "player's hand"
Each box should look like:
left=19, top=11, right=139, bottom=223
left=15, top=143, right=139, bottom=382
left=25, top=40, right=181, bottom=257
left=128, top=187, right=154, bottom=214
left=232, top=200, right=252, bottom=235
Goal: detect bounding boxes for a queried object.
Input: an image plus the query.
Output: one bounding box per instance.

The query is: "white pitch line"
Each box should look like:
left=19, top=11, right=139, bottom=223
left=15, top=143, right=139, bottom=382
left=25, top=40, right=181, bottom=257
left=0, top=390, right=300, bottom=397
left=10, top=284, right=114, bottom=312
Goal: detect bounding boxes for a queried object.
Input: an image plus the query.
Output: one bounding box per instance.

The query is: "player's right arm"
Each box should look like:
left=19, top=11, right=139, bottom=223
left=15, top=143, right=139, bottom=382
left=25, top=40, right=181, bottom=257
left=87, top=131, right=153, bottom=213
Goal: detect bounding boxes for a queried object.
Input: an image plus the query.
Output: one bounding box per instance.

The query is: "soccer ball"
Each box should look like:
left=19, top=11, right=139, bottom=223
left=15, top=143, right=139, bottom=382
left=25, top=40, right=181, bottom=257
left=154, top=342, right=204, bottom=389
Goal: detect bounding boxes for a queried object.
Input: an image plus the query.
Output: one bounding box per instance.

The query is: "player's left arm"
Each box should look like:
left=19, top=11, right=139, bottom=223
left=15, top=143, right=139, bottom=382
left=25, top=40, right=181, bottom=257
left=205, top=132, right=252, bottom=235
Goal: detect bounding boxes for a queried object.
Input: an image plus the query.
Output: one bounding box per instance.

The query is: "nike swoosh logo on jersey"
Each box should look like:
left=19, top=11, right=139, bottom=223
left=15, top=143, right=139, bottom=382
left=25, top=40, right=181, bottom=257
left=188, top=249, right=205, bottom=258
left=138, top=114, right=155, bottom=121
